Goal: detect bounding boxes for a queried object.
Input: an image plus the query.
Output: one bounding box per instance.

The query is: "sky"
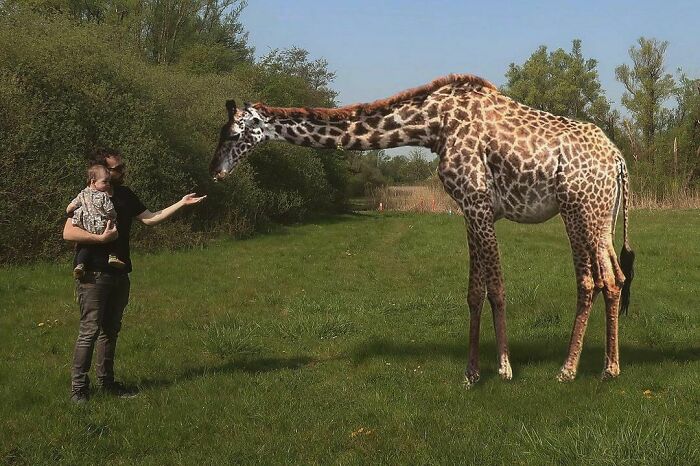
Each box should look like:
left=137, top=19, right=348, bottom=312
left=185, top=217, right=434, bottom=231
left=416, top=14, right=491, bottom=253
left=240, top=1, right=699, bottom=155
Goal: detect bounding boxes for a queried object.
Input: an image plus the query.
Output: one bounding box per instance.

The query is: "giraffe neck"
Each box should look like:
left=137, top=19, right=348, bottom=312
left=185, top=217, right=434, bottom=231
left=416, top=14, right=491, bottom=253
left=255, top=98, right=445, bottom=151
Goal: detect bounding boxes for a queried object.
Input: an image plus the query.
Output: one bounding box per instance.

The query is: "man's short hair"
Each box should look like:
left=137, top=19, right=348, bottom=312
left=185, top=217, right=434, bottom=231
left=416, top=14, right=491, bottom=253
left=87, top=164, right=110, bottom=184
left=89, top=147, right=122, bottom=166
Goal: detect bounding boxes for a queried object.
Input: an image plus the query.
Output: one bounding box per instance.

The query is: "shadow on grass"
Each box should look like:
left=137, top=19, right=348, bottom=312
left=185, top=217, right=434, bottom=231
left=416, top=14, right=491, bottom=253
left=350, top=337, right=699, bottom=375
left=137, top=355, right=318, bottom=390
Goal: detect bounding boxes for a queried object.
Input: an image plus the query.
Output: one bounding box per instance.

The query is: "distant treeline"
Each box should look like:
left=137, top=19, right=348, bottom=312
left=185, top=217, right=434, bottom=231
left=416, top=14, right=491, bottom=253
left=0, top=2, right=698, bottom=264
left=346, top=149, right=438, bottom=197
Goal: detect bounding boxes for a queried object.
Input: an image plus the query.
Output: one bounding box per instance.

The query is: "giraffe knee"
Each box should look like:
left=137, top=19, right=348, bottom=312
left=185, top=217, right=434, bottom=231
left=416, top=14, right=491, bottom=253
left=603, top=281, right=621, bottom=300
left=577, top=276, right=595, bottom=295
left=467, top=288, right=485, bottom=312
left=615, top=271, right=626, bottom=288
left=487, top=289, right=505, bottom=311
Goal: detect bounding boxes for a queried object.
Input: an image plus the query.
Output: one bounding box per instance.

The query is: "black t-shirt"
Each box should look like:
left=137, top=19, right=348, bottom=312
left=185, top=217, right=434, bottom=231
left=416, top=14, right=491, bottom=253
left=73, top=185, right=147, bottom=274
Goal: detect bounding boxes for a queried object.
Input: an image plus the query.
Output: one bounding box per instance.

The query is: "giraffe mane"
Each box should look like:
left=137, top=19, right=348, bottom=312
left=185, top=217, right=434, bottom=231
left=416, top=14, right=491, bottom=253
left=253, top=74, right=497, bottom=121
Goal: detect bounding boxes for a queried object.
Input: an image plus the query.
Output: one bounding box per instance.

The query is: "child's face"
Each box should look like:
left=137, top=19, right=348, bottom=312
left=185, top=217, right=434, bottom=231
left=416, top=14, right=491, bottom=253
left=91, top=174, right=111, bottom=192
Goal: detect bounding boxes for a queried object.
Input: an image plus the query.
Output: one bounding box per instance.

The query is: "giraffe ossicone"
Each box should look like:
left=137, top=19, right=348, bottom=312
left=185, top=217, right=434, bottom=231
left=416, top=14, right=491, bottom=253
left=209, top=73, right=635, bottom=384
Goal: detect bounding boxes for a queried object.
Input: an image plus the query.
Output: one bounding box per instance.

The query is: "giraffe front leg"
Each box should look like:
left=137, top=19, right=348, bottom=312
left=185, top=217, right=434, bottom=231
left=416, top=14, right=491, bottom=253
left=490, top=292, right=513, bottom=381
left=463, top=237, right=485, bottom=389
left=465, top=212, right=512, bottom=382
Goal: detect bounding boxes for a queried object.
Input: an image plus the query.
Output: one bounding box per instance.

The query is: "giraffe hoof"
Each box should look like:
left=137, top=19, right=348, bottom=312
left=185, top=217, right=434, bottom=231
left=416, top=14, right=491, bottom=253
left=463, top=370, right=480, bottom=388
left=601, top=367, right=620, bottom=380
left=498, top=364, right=513, bottom=380
left=498, top=360, right=512, bottom=381
left=557, top=368, right=577, bottom=382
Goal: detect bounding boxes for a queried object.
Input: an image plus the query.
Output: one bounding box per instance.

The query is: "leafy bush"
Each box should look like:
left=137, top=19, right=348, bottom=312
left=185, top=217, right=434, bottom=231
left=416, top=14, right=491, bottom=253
left=0, top=11, right=348, bottom=263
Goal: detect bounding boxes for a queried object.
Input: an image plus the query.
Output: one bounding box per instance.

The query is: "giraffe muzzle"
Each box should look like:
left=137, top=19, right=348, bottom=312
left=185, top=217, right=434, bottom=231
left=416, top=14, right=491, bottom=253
left=213, top=170, right=229, bottom=182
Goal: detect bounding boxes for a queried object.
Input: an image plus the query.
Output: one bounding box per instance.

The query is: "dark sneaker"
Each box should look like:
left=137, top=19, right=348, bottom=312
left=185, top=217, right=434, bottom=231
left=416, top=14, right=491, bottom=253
left=70, top=390, right=89, bottom=404
left=99, top=381, right=139, bottom=398
left=73, top=263, right=85, bottom=279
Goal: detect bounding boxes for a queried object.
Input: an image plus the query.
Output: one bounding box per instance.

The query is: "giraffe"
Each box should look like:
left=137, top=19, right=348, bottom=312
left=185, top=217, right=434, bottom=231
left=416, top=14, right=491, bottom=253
left=209, top=74, right=635, bottom=385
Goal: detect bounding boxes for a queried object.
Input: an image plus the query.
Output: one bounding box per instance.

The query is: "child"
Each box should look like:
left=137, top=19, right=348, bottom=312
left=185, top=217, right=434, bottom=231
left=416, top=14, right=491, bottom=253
left=66, top=164, right=125, bottom=278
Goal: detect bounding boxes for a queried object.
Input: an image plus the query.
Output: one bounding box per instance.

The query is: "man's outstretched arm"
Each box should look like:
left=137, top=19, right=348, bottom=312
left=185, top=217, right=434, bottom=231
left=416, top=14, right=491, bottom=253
left=137, top=193, right=206, bottom=226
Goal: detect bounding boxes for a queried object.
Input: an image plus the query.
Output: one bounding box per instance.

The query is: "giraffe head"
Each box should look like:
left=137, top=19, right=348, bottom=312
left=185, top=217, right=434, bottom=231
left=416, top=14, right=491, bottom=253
left=209, top=100, right=269, bottom=181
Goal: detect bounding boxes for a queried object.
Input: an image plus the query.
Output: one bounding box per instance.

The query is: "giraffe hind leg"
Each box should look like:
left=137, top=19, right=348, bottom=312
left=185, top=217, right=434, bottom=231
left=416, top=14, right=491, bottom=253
left=601, top=234, right=623, bottom=379
left=557, top=207, right=602, bottom=382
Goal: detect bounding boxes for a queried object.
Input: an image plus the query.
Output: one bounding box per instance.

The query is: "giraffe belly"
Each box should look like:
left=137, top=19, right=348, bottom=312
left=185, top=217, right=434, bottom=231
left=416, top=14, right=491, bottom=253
left=492, top=184, right=560, bottom=224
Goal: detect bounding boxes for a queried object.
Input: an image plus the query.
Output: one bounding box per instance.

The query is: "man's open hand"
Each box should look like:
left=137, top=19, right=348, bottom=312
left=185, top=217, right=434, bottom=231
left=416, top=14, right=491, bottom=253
left=181, top=193, right=207, bottom=205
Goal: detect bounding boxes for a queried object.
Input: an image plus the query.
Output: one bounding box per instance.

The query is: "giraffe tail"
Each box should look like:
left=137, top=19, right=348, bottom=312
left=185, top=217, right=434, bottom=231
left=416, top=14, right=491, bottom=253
left=618, top=157, right=635, bottom=315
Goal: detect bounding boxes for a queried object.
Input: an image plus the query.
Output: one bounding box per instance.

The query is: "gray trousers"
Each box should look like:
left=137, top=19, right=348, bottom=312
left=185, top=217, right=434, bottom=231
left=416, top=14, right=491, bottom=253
left=71, top=272, right=130, bottom=393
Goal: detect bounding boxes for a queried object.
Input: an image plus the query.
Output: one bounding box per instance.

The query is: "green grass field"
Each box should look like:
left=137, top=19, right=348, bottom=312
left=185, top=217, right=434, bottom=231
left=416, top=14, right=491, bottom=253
left=1, top=211, right=699, bottom=465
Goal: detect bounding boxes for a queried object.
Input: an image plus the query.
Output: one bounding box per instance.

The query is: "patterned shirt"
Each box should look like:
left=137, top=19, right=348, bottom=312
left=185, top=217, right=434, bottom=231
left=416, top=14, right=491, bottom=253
left=72, top=185, right=147, bottom=274
left=70, top=187, right=117, bottom=234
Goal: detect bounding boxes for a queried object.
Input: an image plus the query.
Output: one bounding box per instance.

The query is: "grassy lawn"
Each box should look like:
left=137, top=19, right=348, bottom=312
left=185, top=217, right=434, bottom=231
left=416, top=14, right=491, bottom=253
left=1, top=211, right=699, bottom=465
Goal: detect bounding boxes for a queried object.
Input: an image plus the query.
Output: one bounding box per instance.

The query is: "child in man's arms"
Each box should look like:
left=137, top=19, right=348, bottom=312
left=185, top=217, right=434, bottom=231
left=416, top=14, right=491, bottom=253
left=66, top=164, right=125, bottom=278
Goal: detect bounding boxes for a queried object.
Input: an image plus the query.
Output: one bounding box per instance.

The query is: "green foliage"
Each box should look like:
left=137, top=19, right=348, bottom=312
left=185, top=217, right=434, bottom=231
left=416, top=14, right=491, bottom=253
left=257, top=46, right=338, bottom=106
left=503, top=39, right=613, bottom=128
left=613, top=38, right=699, bottom=196
left=347, top=151, right=388, bottom=197
left=0, top=9, right=348, bottom=263
left=615, top=37, right=676, bottom=150
left=668, top=74, right=700, bottom=182
left=247, top=143, right=347, bottom=222
left=3, top=0, right=255, bottom=67
left=346, top=149, right=437, bottom=197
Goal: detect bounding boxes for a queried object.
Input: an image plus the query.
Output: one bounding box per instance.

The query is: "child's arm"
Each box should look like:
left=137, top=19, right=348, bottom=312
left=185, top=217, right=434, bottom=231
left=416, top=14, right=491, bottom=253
left=67, top=194, right=82, bottom=214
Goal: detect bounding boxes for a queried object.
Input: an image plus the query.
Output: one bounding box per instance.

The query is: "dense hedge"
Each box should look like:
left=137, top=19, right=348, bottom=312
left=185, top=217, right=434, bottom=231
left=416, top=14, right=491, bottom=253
left=0, top=12, right=348, bottom=264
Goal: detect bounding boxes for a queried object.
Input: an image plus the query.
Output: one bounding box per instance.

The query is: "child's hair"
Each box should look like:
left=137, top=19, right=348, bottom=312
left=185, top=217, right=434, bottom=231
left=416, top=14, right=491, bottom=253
left=87, top=164, right=111, bottom=184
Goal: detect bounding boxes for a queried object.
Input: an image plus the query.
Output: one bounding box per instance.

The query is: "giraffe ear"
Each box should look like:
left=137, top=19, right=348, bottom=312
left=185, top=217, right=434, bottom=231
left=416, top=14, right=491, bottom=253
left=225, top=99, right=237, bottom=120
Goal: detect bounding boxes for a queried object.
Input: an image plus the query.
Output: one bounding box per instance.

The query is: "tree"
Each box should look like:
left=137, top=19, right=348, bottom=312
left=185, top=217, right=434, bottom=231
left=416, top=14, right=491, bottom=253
left=670, top=74, right=700, bottom=181
left=346, top=150, right=387, bottom=196
left=401, top=149, right=435, bottom=182
left=1, top=0, right=254, bottom=68
left=141, top=0, right=253, bottom=66
left=258, top=46, right=337, bottom=106
left=615, top=37, right=676, bottom=151
left=503, top=39, right=613, bottom=128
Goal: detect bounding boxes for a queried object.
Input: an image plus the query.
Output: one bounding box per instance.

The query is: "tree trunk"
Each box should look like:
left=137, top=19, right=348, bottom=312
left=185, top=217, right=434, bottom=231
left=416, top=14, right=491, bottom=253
left=673, top=137, right=678, bottom=177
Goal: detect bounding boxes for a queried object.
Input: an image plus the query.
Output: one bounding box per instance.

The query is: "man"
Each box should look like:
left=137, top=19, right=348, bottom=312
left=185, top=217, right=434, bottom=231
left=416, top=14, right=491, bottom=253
left=63, top=148, right=205, bottom=403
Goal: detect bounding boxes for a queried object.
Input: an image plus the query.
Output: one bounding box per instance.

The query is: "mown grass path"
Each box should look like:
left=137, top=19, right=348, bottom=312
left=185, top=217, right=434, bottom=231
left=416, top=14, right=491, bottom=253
left=1, top=211, right=698, bottom=465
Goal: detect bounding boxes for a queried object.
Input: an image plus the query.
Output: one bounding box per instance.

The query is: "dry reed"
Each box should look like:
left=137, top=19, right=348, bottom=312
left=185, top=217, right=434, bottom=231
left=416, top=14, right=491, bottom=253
left=368, top=178, right=460, bottom=213
left=631, top=188, right=700, bottom=209
left=368, top=179, right=700, bottom=213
